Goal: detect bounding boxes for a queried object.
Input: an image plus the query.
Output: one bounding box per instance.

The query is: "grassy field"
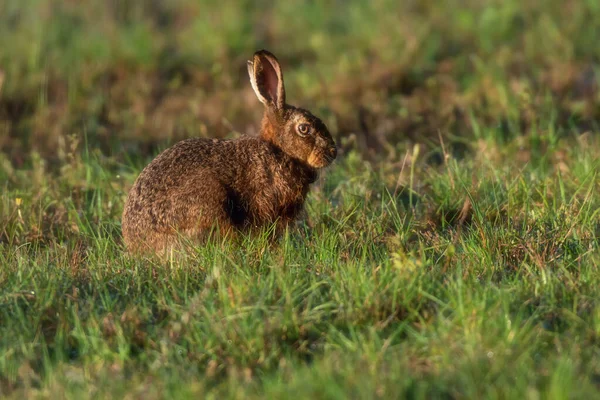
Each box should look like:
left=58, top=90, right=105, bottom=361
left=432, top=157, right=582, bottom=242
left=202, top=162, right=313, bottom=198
left=1, top=0, right=600, bottom=398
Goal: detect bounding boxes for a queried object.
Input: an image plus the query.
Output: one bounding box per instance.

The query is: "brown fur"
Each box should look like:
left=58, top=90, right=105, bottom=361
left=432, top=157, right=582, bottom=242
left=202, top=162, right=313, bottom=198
left=122, top=50, right=336, bottom=255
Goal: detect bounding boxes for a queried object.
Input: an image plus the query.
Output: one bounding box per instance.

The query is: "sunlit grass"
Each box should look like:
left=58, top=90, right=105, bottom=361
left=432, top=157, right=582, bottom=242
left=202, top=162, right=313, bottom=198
left=2, top=123, right=600, bottom=397
left=1, top=0, right=600, bottom=398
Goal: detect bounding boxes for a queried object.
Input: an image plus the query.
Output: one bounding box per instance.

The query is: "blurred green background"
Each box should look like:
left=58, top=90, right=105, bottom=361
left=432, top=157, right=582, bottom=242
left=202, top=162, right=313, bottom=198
left=1, top=0, right=598, bottom=164
left=2, top=2, right=600, bottom=398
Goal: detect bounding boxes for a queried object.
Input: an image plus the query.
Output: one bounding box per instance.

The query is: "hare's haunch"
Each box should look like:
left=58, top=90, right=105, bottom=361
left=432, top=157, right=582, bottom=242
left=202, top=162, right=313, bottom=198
left=122, top=50, right=337, bottom=255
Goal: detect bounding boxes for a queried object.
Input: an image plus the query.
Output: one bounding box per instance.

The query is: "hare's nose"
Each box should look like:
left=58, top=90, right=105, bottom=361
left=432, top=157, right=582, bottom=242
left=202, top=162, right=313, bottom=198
left=328, top=146, right=337, bottom=159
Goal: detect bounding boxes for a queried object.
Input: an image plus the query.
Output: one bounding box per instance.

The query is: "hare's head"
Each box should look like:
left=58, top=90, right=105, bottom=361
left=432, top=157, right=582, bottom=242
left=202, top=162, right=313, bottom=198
left=248, top=50, right=337, bottom=169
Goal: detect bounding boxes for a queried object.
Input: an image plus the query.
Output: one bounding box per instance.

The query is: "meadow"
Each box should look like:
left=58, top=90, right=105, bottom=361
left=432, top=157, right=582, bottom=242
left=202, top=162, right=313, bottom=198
left=1, top=0, right=600, bottom=398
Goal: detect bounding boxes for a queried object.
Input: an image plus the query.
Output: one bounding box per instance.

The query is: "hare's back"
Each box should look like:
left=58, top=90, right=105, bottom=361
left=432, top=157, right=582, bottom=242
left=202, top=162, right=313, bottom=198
left=135, top=138, right=232, bottom=185
left=149, top=137, right=225, bottom=170
left=130, top=136, right=272, bottom=197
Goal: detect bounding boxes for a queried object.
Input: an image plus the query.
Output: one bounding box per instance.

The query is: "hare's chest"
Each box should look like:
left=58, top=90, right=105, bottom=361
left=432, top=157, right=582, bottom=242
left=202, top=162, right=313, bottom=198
left=251, top=177, right=307, bottom=221
left=244, top=158, right=311, bottom=223
left=273, top=169, right=308, bottom=201
left=274, top=180, right=310, bottom=220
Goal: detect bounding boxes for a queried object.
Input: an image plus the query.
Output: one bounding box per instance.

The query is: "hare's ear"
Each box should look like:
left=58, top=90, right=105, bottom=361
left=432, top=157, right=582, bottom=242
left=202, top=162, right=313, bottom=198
left=247, top=50, right=285, bottom=110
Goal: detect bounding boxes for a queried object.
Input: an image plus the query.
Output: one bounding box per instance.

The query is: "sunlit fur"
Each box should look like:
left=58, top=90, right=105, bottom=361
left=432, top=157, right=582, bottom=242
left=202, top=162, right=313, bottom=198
left=122, top=50, right=336, bottom=256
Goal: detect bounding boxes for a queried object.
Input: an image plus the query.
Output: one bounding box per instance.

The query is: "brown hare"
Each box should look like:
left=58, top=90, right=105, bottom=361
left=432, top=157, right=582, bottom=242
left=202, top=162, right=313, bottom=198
left=122, top=50, right=337, bottom=255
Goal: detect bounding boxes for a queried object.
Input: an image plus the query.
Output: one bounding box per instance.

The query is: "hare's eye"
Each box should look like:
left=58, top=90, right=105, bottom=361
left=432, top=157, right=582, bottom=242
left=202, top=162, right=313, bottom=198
left=297, top=123, right=311, bottom=136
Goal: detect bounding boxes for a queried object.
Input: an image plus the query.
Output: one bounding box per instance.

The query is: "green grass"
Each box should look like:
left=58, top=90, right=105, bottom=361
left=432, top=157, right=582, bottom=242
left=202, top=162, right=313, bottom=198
left=2, top=131, right=600, bottom=398
left=1, top=0, right=600, bottom=398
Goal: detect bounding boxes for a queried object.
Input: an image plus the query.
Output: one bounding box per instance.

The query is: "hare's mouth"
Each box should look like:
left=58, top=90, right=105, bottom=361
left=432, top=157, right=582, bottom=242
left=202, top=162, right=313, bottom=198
left=307, top=146, right=337, bottom=168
